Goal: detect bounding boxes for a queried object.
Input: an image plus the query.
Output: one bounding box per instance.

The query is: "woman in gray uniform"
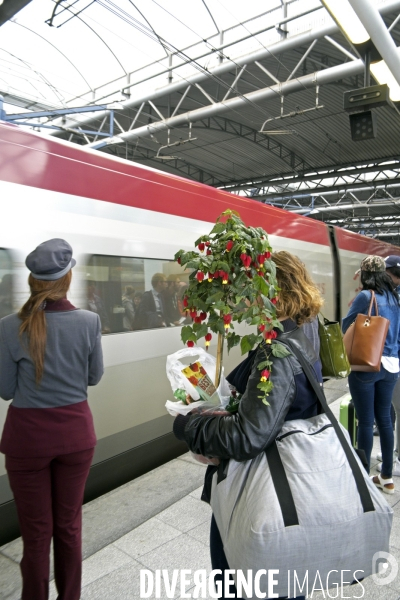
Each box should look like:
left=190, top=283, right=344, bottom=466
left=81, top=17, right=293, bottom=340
left=0, top=239, right=104, bottom=600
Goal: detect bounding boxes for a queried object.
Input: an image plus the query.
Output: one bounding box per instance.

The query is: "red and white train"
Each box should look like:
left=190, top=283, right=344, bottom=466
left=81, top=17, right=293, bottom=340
left=0, top=122, right=398, bottom=543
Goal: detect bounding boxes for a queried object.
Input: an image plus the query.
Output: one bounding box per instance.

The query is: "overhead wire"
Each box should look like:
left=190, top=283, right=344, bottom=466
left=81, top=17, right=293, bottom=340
left=44, top=0, right=342, bottom=172
left=93, top=0, right=291, bottom=127
left=145, top=0, right=340, bottom=166
left=150, top=0, right=341, bottom=163
left=48, top=0, right=297, bottom=168
left=48, top=0, right=127, bottom=76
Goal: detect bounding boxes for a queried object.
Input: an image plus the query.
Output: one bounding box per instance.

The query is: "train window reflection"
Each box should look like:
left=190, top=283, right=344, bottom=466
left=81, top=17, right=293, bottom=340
left=0, top=249, right=13, bottom=319
left=86, top=255, right=190, bottom=334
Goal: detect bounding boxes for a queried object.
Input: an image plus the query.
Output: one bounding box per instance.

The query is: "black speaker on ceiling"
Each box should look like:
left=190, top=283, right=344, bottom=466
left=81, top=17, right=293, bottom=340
left=349, top=111, right=377, bottom=142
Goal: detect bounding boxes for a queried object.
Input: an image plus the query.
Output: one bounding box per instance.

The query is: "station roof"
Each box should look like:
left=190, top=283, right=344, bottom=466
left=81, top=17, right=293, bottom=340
left=1, top=0, right=400, bottom=245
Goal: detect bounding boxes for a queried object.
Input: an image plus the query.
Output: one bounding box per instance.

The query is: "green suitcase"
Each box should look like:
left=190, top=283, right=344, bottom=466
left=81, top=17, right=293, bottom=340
left=339, top=394, right=358, bottom=448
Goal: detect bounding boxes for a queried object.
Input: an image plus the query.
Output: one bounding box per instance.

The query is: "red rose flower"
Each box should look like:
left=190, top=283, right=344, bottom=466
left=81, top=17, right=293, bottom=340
left=187, top=341, right=194, bottom=347
left=261, top=369, right=270, bottom=379
left=183, top=297, right=188, bottom=308
left=200, top=312, right=207, bottom=321
left=205, top=333, right=212, bottom=341
left=196, top=272, right=205, bottom=282
left=226, top=240, right=234, bottom=252
left=198, top=242, right=205, bottom=252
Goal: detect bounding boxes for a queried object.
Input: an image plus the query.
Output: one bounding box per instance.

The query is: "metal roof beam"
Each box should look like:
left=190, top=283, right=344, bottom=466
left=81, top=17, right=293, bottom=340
left=193, top=116, right=310, bottom=174
left=350, top=0, right=400, bottom=88
left=87, top=59, right=368, bottom=149
left=49, top=0, right=400, bottom=134
left=257, top=178, right=400, bottom=200
left=0, top=0, right=32, bottom=27
left=288, top=200, right=400, bottom=214
left=220, top=159, right=400, bottom=191
left=105, top=144, right=221, bottom=186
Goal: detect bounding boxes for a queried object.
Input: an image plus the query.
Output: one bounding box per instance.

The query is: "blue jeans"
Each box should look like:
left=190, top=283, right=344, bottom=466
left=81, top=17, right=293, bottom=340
left=349, top=366, right=398, bottom=477
left=210, top=516, right=305, bottom=600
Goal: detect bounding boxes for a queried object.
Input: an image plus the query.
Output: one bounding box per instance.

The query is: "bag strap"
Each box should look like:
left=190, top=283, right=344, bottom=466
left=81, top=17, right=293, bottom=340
left=368, top=290, right=379, bottom=317
left=267, top=339, right=375, bottom=515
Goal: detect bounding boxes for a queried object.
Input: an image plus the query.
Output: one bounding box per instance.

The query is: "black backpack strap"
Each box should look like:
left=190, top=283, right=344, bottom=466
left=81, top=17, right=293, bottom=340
left=282, top=339, right=374, bottom=514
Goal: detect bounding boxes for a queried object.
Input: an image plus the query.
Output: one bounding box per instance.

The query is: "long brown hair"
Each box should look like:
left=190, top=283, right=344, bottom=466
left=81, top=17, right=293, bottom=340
left=271, top=251, right=323, bottom=325
left=19, top=271, right=72, bottom=384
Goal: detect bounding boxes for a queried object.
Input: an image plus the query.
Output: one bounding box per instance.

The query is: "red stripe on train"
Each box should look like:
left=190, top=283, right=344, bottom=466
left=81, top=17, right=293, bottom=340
left=1, top=124, right=399, bottom=255
left=0, top=125, right=328, bottom=246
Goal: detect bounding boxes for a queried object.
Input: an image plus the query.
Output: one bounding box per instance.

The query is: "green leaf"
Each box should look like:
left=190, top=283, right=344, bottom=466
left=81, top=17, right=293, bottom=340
left=186, top=260, right=200, bottom=269
left=214, top=301, right=227, bottom=311
left=253, top=274, right=270, bottom=296
left=215, top=320, right=225, bottom=335
left=241, top=306, right=254, bottom=321
left=271, top=343, right=291, bottom=358
left=260, top=295, right=275, bottom=312
left=257, top=380, right=273, bottom=393
left=195, top=323, right=208, bottom=339
left=227, top=333, right=241, bottom=352
left=206, top=291, right=224, bottom=303
left=257, top=360, right=272, bottom=370
left=181, top=326, right=194, bottom=344
left=218, top=261, right=230, bottom=273
left=240, top=333, right=259, bottom=355
left=210, top=222, right=226, bottom=235
left=261, top=398, right=270, bottom=406
left=195, top=298, right=207, bottom=312
left=240, top=335, right=253, bottom=355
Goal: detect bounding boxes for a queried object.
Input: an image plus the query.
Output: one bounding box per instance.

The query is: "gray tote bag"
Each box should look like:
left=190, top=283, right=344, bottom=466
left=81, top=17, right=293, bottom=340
left=210, top=341, right=393, bottom=599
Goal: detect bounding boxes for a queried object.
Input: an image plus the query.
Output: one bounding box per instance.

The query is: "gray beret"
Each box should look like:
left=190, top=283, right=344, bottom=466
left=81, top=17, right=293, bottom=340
left=25, top=239, right=76, bottom=281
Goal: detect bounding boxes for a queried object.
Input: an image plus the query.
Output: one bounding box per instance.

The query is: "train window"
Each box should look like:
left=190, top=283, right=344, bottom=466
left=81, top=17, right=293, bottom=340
left=0, top=249, right=13, bottom=319
left=85, top=255, right=191, bottom=334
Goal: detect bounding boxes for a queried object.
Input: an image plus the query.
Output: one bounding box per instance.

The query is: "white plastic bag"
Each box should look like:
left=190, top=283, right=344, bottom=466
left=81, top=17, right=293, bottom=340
left=165, top=347, right=231, bottom=417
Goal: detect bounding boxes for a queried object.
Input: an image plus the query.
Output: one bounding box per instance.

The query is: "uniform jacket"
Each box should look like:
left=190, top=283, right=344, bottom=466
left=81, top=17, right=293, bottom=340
left=0, top=299, right=104, bottom=457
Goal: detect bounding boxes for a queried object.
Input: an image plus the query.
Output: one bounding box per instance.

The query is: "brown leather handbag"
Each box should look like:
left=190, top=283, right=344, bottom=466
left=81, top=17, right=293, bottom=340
left=343, top=291, right=390, bottom=372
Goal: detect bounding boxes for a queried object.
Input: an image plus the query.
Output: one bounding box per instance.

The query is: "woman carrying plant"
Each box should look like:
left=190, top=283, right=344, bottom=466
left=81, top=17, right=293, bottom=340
left=173, top=225, right=323, bottom=600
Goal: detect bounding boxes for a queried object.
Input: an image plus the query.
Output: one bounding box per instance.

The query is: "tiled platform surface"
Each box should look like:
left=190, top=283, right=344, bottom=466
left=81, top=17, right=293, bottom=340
left=1, top=378, right=400, bottom=600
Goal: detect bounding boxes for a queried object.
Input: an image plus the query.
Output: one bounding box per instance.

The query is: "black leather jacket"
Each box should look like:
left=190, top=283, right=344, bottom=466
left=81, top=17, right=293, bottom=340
left=174, top=320, right=322, bottom=462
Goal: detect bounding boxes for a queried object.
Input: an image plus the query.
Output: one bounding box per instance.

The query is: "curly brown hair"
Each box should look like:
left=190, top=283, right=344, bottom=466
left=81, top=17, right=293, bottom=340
left=271, top=251, right=323, bottom=325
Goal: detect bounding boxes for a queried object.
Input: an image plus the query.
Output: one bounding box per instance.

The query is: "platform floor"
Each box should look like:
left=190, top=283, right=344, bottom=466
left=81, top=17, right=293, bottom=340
left=1, top=378, right=400, bottom=600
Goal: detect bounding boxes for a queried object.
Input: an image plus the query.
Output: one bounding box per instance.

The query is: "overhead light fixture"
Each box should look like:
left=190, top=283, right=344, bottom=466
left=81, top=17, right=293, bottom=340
left=321, top=0, right=370, bottom=45
left=260, top=130, right=297, bottom=135
left=371, top=48, right=400, bottom=101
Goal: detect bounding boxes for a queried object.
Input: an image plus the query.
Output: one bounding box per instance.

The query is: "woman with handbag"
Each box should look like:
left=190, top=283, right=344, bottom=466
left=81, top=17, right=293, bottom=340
left=173, top=251, right=323, bottom=600
left=0, top=239, right=104, bottom=600
left=342, top=255, right=400, bottom=494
